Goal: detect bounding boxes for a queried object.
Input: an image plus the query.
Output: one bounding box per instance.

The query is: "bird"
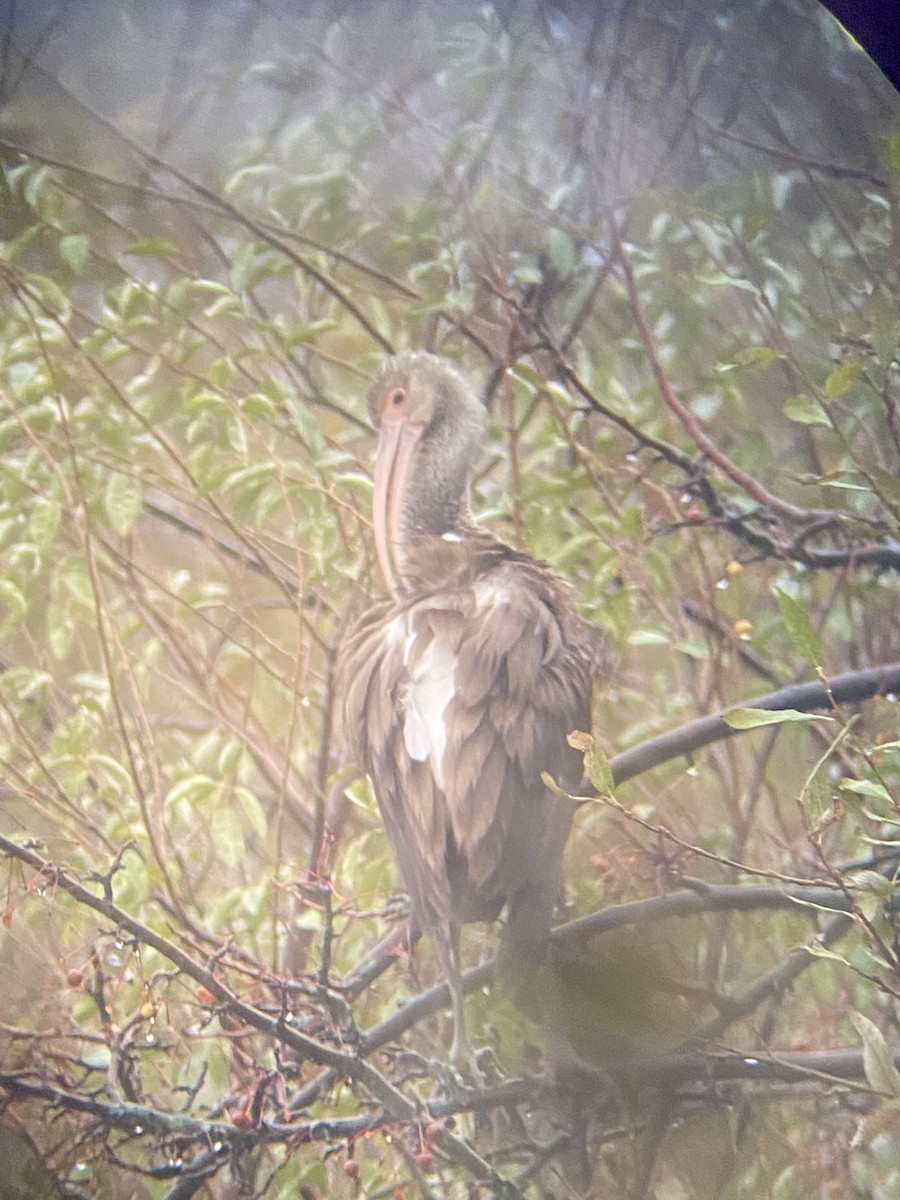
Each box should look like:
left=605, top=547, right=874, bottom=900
left=338, top=351, right=595, bottom=1067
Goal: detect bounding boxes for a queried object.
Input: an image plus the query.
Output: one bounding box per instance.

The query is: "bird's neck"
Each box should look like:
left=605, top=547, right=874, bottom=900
left=396, top=488, right=475, bottom=590
left=399, top=411, right=481, bottom=541
left=401, top=486, right=474, bottom=540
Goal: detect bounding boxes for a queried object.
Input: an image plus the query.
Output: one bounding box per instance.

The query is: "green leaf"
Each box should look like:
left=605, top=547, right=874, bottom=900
left=125, top=237, right=180, bottom=258
left=23, top=165, right=53, bottom=208
left=541, top=770, right=568, bottom=796
left=722, top=707, right=833, bottom=730
left=568, top=731, right=615, bottom=794
left=871, top=286, right=896, bottom=369
left=59, top=233, right=90, bottom=273
left=223, top=162, right=278, bottom=198
left=104, top=472, right=143, bottom=536
left=211, top=806, right=245, bottom=869
left=0, top=668, right=51, bottom=702
left=23, top=273, right=71, bottom=319
left=586, top=741, right=614, bottom=794
left=771, top=1165, right=797, bottom=1200
left=776, top=589, right=822, bottom=669
left=47, top=600, right=74, bottom=660
left=284, top=318, right=338, bottom=349
left=0, top=580, right=29, bottom=640
left=840, top=778, right=893, bottom=804
left=87, top=754, right=134, bottom=793
left=850, top=1010, right=900, bottom=1096
left=546, top=227, right=576, bottom=276
left=113, top=853, right=150, bottom=907
left=2, top=224, right=41, bottom=264
left=801, top=772, right=831, bottom=830
left=804, top=941, right=852, bottom=966
left=628, top=629, right=670, bottom=646
left=164, top=775, right=219, bottom=810
left=784, top=394, right=830, bottom=427
left=203, top=294, right=243, bottom=319
left=823, top=356, right=860, bottom=398
left=29, top=498, right=62, bottom=549
left=220, top=463, right=275, bottom=495
left=694, top=270, right=757, bottom=292
left=735, top=345, right=783, bottom=367
left=236, top=787, right=268, bottom=840
left=852, top=869, right=896, bottom=901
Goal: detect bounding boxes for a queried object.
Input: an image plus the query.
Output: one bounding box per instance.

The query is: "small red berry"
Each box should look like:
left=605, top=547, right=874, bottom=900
left=2, top=906, right=13, bottom=928
left=344, top=1159, right=359, bottom=1179
left=66, top=968, right=83, bottom=987
left=415, top=1150, right=433, bottom=1171
left=195, top=986, right=217, bottom=1006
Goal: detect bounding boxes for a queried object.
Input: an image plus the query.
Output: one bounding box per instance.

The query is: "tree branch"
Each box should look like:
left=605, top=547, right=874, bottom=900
left=609, top=661, right=900, bottom=786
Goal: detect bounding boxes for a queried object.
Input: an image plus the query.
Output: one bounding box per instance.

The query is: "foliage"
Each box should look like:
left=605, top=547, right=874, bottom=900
left=0, top=1, right=899, bottom=1197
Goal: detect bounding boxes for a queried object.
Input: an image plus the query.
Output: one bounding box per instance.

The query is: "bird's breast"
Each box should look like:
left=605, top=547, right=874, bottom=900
left=398, top=618, right=457, bottom=790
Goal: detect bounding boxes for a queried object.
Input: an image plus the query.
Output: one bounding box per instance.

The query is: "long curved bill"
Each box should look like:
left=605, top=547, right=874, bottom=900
left=373, top=416, right=423, bottom=598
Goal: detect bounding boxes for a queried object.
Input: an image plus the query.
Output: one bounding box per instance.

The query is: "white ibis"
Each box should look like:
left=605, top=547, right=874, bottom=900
left=339, top=351, right=594, bottom=1066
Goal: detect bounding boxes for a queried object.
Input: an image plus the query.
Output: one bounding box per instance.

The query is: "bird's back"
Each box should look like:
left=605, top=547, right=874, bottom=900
left=340, top=533, right=592, bottom=943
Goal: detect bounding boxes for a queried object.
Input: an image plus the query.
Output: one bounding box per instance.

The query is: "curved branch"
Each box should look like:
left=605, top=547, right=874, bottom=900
left=354, top=877, right=866, bottom=1056
left=609, top=661, right=900, bottom=787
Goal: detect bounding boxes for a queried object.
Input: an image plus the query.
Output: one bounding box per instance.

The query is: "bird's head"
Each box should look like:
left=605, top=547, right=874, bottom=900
left=367, top=351, right=486, bottom=596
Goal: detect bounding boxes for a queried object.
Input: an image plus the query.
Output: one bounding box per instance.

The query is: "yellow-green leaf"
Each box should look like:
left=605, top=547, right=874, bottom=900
left=777, top=589, right=822, bottom=669
left=784, top=394, right=830, bottom=427
left=29, top=498, right=62, bottom=549
left=59, top=233, right=89, bottom=273
left=840, top=778, right=893, bottom=805
left=125, top=237, right=180, bottom=258
left=164, top=775, right=219, bottom=810
left=850, top=1011, right=900, bottom=1096
left=0, top=580, right=29, bottom=640
left=104, top=472, right=143, bottom=536
left=546, top=227, right=576, bottom=276
left=735, top=345, right=783, bottom=367
left=723, top=707, right=832, bottom=730
left=824, top=356, right=860, bottom=398
left=568, top=731, right=615, bottom=794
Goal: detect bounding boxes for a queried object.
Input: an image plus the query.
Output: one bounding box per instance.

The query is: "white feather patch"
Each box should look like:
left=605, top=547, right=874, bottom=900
left=401, top=632, right=456, bottom=790
left=385, top=615, right=407, bottom=646
left=473, top=577, right=510, bottom=612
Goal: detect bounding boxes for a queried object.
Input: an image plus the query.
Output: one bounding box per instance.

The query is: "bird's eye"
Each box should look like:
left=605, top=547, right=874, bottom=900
left=388, top=388, right=406, bottom=408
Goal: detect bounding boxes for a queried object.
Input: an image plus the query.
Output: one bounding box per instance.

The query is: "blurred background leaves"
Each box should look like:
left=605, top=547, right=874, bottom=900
left=0, top=1, right=899, bottom=1196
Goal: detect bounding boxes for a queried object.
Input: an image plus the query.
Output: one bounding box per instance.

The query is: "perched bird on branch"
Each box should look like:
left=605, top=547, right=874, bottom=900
left=339, top=351, right=595, bottom=1066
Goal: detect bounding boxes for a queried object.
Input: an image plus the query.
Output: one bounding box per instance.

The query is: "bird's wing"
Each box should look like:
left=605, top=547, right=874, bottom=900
left=439, top=559, right=591, bottom=908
